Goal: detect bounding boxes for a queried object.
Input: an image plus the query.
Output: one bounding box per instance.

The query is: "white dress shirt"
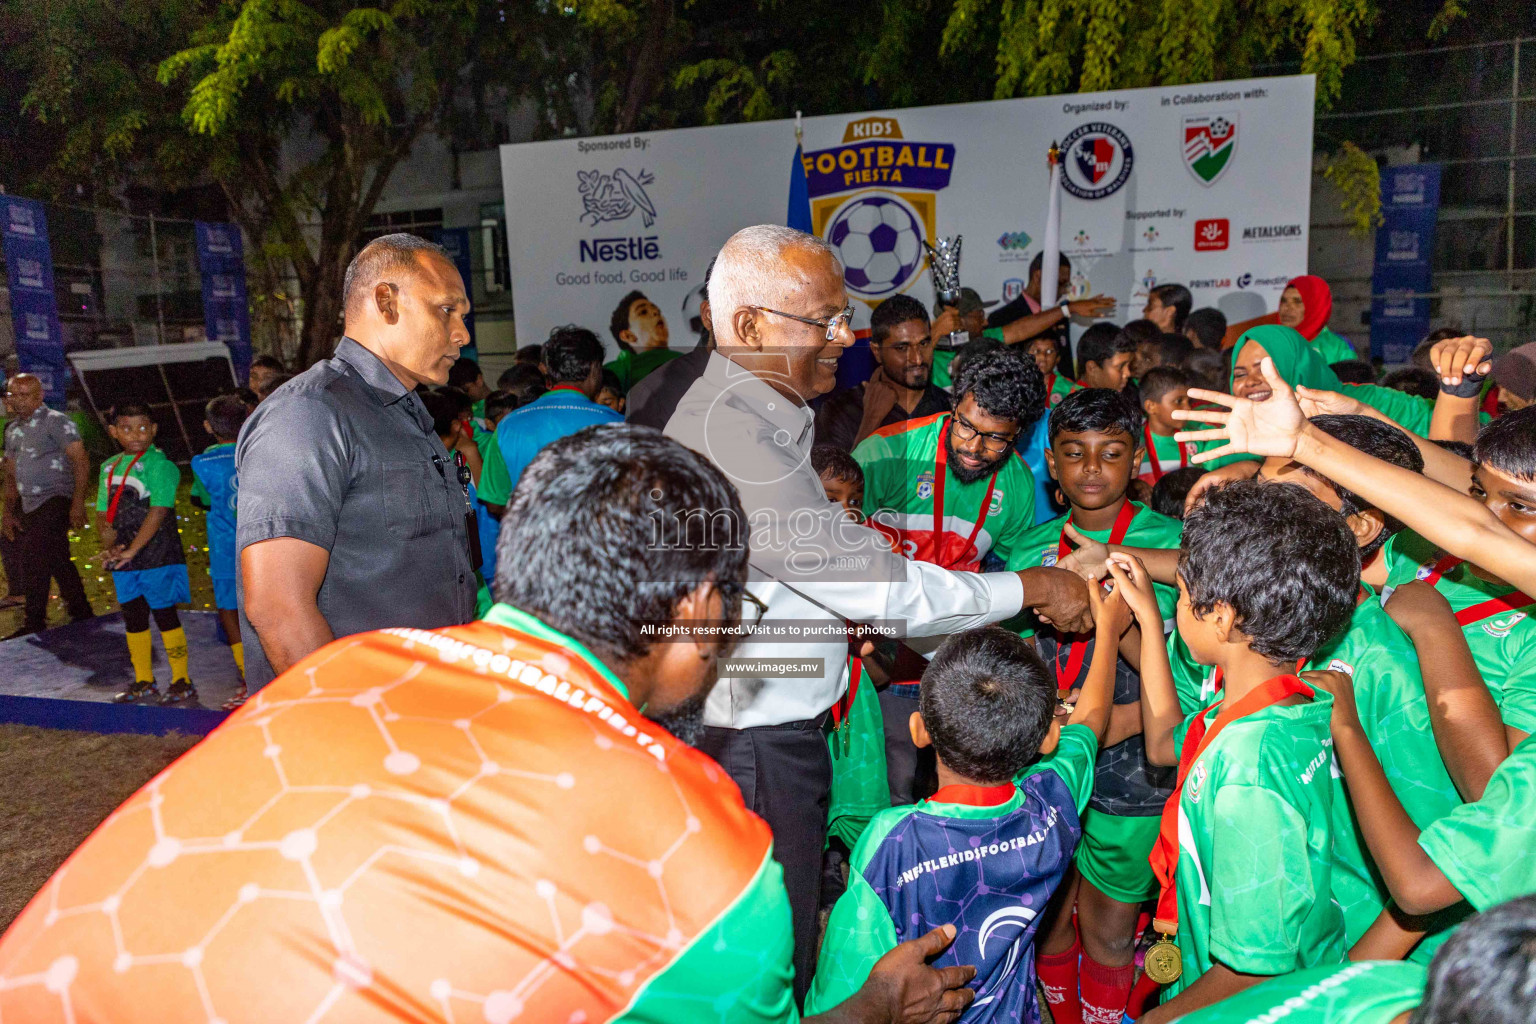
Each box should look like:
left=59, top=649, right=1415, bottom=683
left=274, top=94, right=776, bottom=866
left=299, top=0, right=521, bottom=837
left=664, top=352, right=1025, bottom=729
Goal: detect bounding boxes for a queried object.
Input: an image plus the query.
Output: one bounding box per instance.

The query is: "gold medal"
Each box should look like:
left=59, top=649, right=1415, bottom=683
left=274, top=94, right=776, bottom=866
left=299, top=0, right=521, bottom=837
left=1143, top=936, right=1183, bottom=985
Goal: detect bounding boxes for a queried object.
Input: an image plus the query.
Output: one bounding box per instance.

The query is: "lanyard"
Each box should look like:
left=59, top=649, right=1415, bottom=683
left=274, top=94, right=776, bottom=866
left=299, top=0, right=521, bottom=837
left=104, top=450, right=146, bottom=525
left=931, top=418, right=1000, bottom=569
left=1422, top=555, right=1536, bottom=626
left=1051, top=502, right=1138, bottom=692
left=1149, top=674, right=1315, bottom=935
left=1142, top=424, right=1188, bottom=482
left=832, top=623, right=863, bottom=756
left=1044, top=373, right=1056, bottom=400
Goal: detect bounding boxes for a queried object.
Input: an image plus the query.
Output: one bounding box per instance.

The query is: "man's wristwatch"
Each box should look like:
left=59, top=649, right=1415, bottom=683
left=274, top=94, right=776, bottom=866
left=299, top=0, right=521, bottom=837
left=1059, top=299, right=1072, bottom=318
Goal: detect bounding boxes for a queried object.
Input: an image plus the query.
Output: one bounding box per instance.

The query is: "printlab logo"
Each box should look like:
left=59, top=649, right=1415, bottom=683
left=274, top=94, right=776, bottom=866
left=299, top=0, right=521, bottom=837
left=1193, top=218, right=1229, bottom=251
left=1182, top=114, right=1238, bottom=186
left=577, top=168, right=657, bottom=227
left=1060, top=123, right=1134, bottom=200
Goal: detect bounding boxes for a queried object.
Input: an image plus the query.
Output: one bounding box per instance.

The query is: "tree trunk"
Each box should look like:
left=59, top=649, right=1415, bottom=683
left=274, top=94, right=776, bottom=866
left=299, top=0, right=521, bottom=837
left=298, top=256, right=348, bottom=367
left=614, top=0, right=676, bottom=133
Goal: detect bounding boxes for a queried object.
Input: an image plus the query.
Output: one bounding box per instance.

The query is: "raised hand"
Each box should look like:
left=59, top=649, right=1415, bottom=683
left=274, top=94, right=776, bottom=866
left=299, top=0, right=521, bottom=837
left=1068, top=294, right=1117, bottom=319
left=1429, top=335, right=1493, bottom=386
left=1104, top=553, right=1161, bottom=627
left=1087, top=566, right=1132, bottom=641
left=1174, top=357, right=1306, bottom=462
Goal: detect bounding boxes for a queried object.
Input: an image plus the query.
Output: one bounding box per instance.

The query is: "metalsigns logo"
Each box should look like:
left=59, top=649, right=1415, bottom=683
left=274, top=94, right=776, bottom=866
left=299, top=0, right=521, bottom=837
left=802, top=117, right=957, bottom=302
left=1060, top=123, right=1134, bottom=200
left=1241, top=223, right=1302, bottom=243
left=1182, top=114, right=1238, bottom=186
left=577, top=168, right=657, bottom=227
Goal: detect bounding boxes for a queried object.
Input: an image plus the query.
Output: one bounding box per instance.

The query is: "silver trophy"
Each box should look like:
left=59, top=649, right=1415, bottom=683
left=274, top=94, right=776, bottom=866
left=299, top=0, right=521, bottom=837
left=923, top=236, right=966, bottom=347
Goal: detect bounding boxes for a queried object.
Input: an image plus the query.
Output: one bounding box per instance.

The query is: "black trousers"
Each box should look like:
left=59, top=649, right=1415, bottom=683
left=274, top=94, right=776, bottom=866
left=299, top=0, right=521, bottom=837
left=18, top=496, right=91, bottom=630
left=879, top=687, right=938, bottom=806
left=698, top=718, right=831, bottom=1007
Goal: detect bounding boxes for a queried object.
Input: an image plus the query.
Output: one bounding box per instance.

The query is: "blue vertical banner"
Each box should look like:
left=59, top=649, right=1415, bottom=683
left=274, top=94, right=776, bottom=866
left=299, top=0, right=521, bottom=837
left=194, top=221, right=253, bottom=384
left=2, top=197, right=68, bottom=405
left=1370, top=164, right=1441, bottom=365
left=434, top=227, right=477, bottom=361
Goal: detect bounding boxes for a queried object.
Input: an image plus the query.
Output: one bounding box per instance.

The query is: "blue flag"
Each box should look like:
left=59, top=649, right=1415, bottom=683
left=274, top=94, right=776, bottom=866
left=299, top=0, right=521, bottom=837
left=787, top=143, right=812, bottom=232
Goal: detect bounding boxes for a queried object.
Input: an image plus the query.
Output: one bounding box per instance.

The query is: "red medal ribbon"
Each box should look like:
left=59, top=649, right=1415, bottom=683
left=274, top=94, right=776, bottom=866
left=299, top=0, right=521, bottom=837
left=1052, top=502, right=1138, bottom=692
left=1043, top=373, right=1056, bottom=403
left=1142, top=424, right=1189, bottom=482
left=104, top=450, right=146, bottom=526
left=931, top=418, right=1000, bottom=570
left=1150, top=673, right=1315, bottom=935
left=1421, top=555, right=1536, bottom=626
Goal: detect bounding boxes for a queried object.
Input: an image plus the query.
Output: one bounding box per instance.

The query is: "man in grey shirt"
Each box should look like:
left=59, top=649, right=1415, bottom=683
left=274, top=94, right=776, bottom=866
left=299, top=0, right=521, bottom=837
left=2, top=373, right=93, bottom=637
left=235, top=233, right=477, bottom=690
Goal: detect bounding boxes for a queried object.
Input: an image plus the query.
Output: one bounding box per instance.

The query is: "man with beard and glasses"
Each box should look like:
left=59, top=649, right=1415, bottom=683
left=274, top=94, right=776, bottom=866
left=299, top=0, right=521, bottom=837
left=852, top=347, right=1048, bottom=806
left=815, top=295, right=952, bottom=453
left=0, top=424, right=982, bottom=1024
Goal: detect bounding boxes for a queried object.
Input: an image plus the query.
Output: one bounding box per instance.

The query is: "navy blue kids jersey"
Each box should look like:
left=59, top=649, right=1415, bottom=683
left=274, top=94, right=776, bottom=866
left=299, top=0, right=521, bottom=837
left=191, top=442, right=238, bottom=579
left=807, top=724, right=1098, bottom=1021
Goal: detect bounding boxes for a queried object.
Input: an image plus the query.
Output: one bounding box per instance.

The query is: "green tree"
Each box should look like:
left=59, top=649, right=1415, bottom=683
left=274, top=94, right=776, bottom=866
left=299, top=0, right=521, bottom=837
left=155, top=0, right=503, bottom=365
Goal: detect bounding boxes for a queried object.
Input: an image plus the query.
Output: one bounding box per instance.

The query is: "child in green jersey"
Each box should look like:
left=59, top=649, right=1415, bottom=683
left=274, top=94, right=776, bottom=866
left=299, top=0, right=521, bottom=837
left=1241, top=415, right=1466, bottom=957
left=1029, top=335, right=1077, bottom=408
left=1012, top=388, right=1184, bottom=1024
left=1172, top=894, right=1536, bottom=1024
left=1317, top=663, right=1536, bottom=961
left=1381, top=407, right=1536, bottom=752
left=1138, top=367, right=1196, bottom=487
left=1129, top=480, right=1356, bottom=1023
left=98, top=403, right=194, bottom=705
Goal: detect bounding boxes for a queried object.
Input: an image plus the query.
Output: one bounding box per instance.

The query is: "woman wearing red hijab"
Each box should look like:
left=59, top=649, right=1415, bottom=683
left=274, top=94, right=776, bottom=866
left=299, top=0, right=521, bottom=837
left=1279, top=274, right=1358, bottom=364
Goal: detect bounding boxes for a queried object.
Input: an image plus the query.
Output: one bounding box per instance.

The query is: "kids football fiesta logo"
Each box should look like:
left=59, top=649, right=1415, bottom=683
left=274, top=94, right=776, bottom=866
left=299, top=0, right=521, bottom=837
left=802, top=117, right=957, bottom=302
left=1183, top=114, right=1238, bottom=186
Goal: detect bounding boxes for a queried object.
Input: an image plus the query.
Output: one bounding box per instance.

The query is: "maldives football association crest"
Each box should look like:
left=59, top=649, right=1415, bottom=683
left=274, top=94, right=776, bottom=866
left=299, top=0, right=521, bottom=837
left=1183, top=113, right=1238, bottom=186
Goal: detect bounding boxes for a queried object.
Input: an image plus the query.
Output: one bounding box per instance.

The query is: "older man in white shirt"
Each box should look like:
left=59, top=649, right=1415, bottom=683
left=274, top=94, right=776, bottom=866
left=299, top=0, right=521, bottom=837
left=661, top=224, right=1091, bottom=1001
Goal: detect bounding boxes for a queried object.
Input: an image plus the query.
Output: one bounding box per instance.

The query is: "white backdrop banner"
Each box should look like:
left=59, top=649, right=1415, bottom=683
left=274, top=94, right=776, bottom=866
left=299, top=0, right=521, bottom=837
left=500, top=75, right=1315, bottom=356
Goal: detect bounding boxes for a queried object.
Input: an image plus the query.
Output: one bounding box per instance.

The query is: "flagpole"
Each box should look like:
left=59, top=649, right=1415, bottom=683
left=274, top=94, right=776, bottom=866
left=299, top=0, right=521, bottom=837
left=1040, top=142, right=1062, bottom=308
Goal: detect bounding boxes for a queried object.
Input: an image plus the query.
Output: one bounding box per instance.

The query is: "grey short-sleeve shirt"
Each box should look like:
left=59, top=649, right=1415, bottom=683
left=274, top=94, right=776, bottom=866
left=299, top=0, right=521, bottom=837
left=234, top=338, right=478, bottom=688
left=3, top=407, right=80, bottom=513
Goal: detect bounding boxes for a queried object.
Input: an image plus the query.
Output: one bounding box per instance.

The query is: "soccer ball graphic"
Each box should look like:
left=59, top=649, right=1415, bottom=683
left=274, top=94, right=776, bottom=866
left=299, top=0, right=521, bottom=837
left=828, top=196, right=925, bottom=297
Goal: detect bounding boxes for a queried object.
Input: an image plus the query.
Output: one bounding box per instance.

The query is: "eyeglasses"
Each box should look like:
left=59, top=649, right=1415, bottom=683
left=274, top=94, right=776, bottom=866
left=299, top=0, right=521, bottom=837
left=949, top=409, right=1017, bottom=452
left=739, top=588, right=768, bottom=633
left=752, top=304, right=855, bottom=342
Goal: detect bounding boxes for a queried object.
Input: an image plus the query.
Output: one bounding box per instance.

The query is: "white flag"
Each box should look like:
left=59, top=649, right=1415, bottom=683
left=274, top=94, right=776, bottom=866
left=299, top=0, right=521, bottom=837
left=1040, top=148, right=1062, bottom=308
